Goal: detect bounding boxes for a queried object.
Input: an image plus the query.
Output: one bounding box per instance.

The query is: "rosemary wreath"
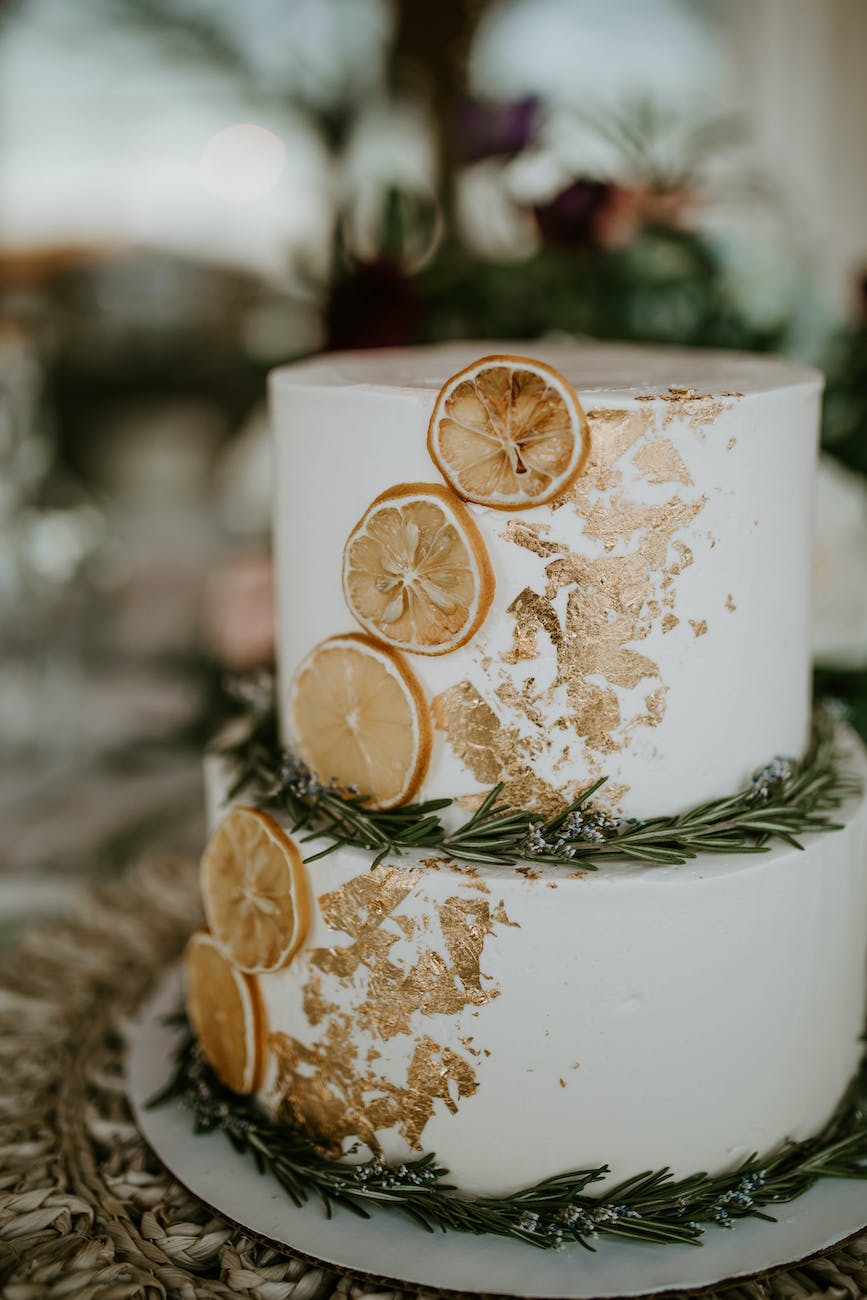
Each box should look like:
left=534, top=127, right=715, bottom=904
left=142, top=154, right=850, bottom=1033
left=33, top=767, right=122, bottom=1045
left=216, top=673, right=859, bottom=870
left=152, top=1021, right=867, bottom=1251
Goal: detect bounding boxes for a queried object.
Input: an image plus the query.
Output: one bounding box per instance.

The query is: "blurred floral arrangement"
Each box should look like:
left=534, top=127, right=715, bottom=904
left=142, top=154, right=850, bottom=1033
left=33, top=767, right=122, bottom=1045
left=5, top=0, right=867, bottom=741
left=326, top=99, right=784, bottom=354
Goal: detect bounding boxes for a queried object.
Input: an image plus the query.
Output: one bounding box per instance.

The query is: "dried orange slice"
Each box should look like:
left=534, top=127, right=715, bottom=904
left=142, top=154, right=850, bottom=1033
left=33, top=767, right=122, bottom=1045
left=342, top=482, right=494, bottom=656
left=184, top=930, right=265, bottom=1094
left=201, top=806, right=311, bottom=974
left=290, top=633, right=431, bottom=808
left=427, top=354, right=589, bottom=509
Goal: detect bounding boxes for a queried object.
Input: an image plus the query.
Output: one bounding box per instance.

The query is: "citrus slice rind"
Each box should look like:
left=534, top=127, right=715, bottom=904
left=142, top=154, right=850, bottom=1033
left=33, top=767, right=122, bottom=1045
left=342, top=482, right=495, bottom=656
left=184, top=930, right=265, bottom=1094
left=289, top=633, right=431, bottom=809
left=427, top=354, right=589, bottom=509
left=201, top=806, right=311, bottom=975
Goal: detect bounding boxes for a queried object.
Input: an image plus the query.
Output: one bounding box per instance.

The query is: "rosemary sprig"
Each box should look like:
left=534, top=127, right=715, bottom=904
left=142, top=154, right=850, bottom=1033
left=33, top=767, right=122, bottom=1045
left=216, top=674, right=859, bottom=870
left=152, top=1021, right=867, bottom=1251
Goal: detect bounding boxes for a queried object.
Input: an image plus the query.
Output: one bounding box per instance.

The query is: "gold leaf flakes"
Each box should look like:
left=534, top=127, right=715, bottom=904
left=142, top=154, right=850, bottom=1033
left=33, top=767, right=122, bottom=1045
left=502, top=519, right=567, bottom=559
left=659, top=390, right=728, bottom=433
left=282, top=859, right=522, bottom=1153
left=431, top=682, right=510, bottom=785
left=632, top=438, right=693, bottom=486
left=503, top=588, right=562, bottom=664
left=431, top=681, right=566, bottom=814
left=302, top=972, right=339, bottom=1026
left=271, top=1024, right=479, bottom=1153
left=492, top=899, right=520, bottom=928
left=438, top=402, right=712, bottom=804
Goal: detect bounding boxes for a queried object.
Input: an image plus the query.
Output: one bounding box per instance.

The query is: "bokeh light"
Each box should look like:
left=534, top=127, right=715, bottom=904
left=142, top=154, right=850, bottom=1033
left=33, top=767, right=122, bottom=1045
left=198, top=124, right=287, bottom=203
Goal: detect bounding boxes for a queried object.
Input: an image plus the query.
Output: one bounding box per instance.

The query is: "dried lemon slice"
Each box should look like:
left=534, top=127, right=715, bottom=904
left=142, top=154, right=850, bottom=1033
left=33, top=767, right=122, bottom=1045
left=427, top=354, right=589, bottom=509
left=184, top=930, right=265, bottom=1094
left=290, top=633, right=431, bottom=808
left=201, top=806, right=311, bottom=974
left=342, top=482, right=494, bottom=656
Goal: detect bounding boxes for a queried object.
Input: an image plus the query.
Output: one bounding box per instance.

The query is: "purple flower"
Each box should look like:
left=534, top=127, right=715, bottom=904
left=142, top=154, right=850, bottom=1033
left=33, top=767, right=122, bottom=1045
left=533, top=180, right=619, bottom=250
left=454, top=96, right=541, bottom=163
left=325, top=260, right=423, bottom=351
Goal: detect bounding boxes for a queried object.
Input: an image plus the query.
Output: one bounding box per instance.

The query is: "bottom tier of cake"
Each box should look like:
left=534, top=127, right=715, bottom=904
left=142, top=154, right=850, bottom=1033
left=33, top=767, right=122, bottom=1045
left=201, top=736, right=867, bottom=1197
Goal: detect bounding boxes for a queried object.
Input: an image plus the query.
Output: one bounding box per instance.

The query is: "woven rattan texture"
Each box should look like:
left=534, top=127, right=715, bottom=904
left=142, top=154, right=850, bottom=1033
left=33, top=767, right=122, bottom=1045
left=0, top=855, right=865, bottom=1299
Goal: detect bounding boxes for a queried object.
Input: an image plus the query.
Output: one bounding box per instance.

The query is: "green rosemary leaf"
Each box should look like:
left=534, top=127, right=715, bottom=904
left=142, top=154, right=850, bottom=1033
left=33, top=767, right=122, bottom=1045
left=211, top=681, right=859, bottom=873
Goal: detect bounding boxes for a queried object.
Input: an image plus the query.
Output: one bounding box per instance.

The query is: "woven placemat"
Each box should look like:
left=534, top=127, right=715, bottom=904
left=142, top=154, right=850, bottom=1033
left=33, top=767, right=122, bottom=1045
left=0, top=855, right=865, bottom=1300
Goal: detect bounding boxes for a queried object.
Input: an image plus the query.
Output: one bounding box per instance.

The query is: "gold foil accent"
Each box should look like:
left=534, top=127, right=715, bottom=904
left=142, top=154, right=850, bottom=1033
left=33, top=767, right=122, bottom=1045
left=436, top=401, right=711, bottom=808
left=454, top=791, right=487, bottom=813
left=492, top=899, right=519, bottom=927
left=689, top=619, right=708, bottom=637
left=632, top=438, right=693, bottom=485
left=421, top=856, right=492, bottom=893
left=312, top=870, right=508, bottom=1039
left=626, top=685, right=668, bottom=734
left=302, top=972, right=339, bottom=1026
left=439, top=896, right=499, bottom=1004
left=432, top=681, right=566, bottom=814
left=311, top=866, right=416, bottom=983
left=659, top=388, right=729, bottom=433
left=271, top=1026, right=478, bottom=1152
left=495, top=679, right=546, bottom=728
left=501, top=519, right=566, bottom=559
left=282, top=861, right=519, bottom=1152
left=542, top=410, right=704, bottom=754
left=726, top=593, right=736, bottom=612
left=431, top=682, right=510, bottom=785
left=597, top=781, right=629, bottom=813
left=667, top=540, right=694, bottom=575
left=503, top=588, right=561, bottom=663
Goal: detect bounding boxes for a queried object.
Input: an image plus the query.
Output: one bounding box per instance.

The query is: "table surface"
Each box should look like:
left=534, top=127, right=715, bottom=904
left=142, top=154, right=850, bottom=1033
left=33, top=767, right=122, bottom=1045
left=0, top=663, right=207, bottom=947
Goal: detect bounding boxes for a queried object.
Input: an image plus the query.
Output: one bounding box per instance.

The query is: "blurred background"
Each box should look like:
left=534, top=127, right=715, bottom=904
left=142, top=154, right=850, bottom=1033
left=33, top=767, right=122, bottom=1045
left=2, top=0, right=867, bottom=930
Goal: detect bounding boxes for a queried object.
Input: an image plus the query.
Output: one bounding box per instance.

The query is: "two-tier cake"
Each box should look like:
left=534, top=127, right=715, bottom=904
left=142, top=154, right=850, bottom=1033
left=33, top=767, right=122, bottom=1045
left=184, top=341, right=867, bottom=1202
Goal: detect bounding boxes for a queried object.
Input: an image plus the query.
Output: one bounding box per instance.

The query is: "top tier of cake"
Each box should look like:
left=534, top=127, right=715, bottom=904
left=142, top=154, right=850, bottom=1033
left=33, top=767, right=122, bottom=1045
left=270, top=340, right=822, bottom=819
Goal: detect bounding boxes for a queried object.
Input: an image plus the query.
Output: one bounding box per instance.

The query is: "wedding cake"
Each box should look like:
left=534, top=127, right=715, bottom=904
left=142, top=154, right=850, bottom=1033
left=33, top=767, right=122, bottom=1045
left=185, top=341, right=867, bottom=1201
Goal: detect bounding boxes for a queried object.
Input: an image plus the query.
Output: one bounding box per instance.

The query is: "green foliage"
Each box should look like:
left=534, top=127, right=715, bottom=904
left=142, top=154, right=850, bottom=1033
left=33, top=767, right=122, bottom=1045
left=822, top=322, right=867, bottom=479
left=217, top=676, right=858, bottom=871
left=418, top=228, right=788, bottom=354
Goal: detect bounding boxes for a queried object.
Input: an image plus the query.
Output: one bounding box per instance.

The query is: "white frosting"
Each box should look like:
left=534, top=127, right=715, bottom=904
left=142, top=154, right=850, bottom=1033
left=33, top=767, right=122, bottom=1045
left=204, top=736, right=867, bottom=1196
left=270, top=341, right=822, bottom=819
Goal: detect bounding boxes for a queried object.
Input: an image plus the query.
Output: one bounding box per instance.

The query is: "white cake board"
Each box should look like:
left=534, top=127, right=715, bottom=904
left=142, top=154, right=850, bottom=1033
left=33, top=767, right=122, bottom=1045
left=127, top=970, right=867, bottom=1299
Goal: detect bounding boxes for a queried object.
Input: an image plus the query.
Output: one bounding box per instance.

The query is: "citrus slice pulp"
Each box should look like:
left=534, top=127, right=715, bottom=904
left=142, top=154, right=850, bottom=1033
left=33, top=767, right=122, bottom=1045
left=342, top=482, right=495, bottom=655
left=290, top=633, right=431, bottom=808
left=184, top=930, right=265, bottom=1094
left=201, top=806, right=310, bottom=974
left=427, top=354, right=589, bottom=509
